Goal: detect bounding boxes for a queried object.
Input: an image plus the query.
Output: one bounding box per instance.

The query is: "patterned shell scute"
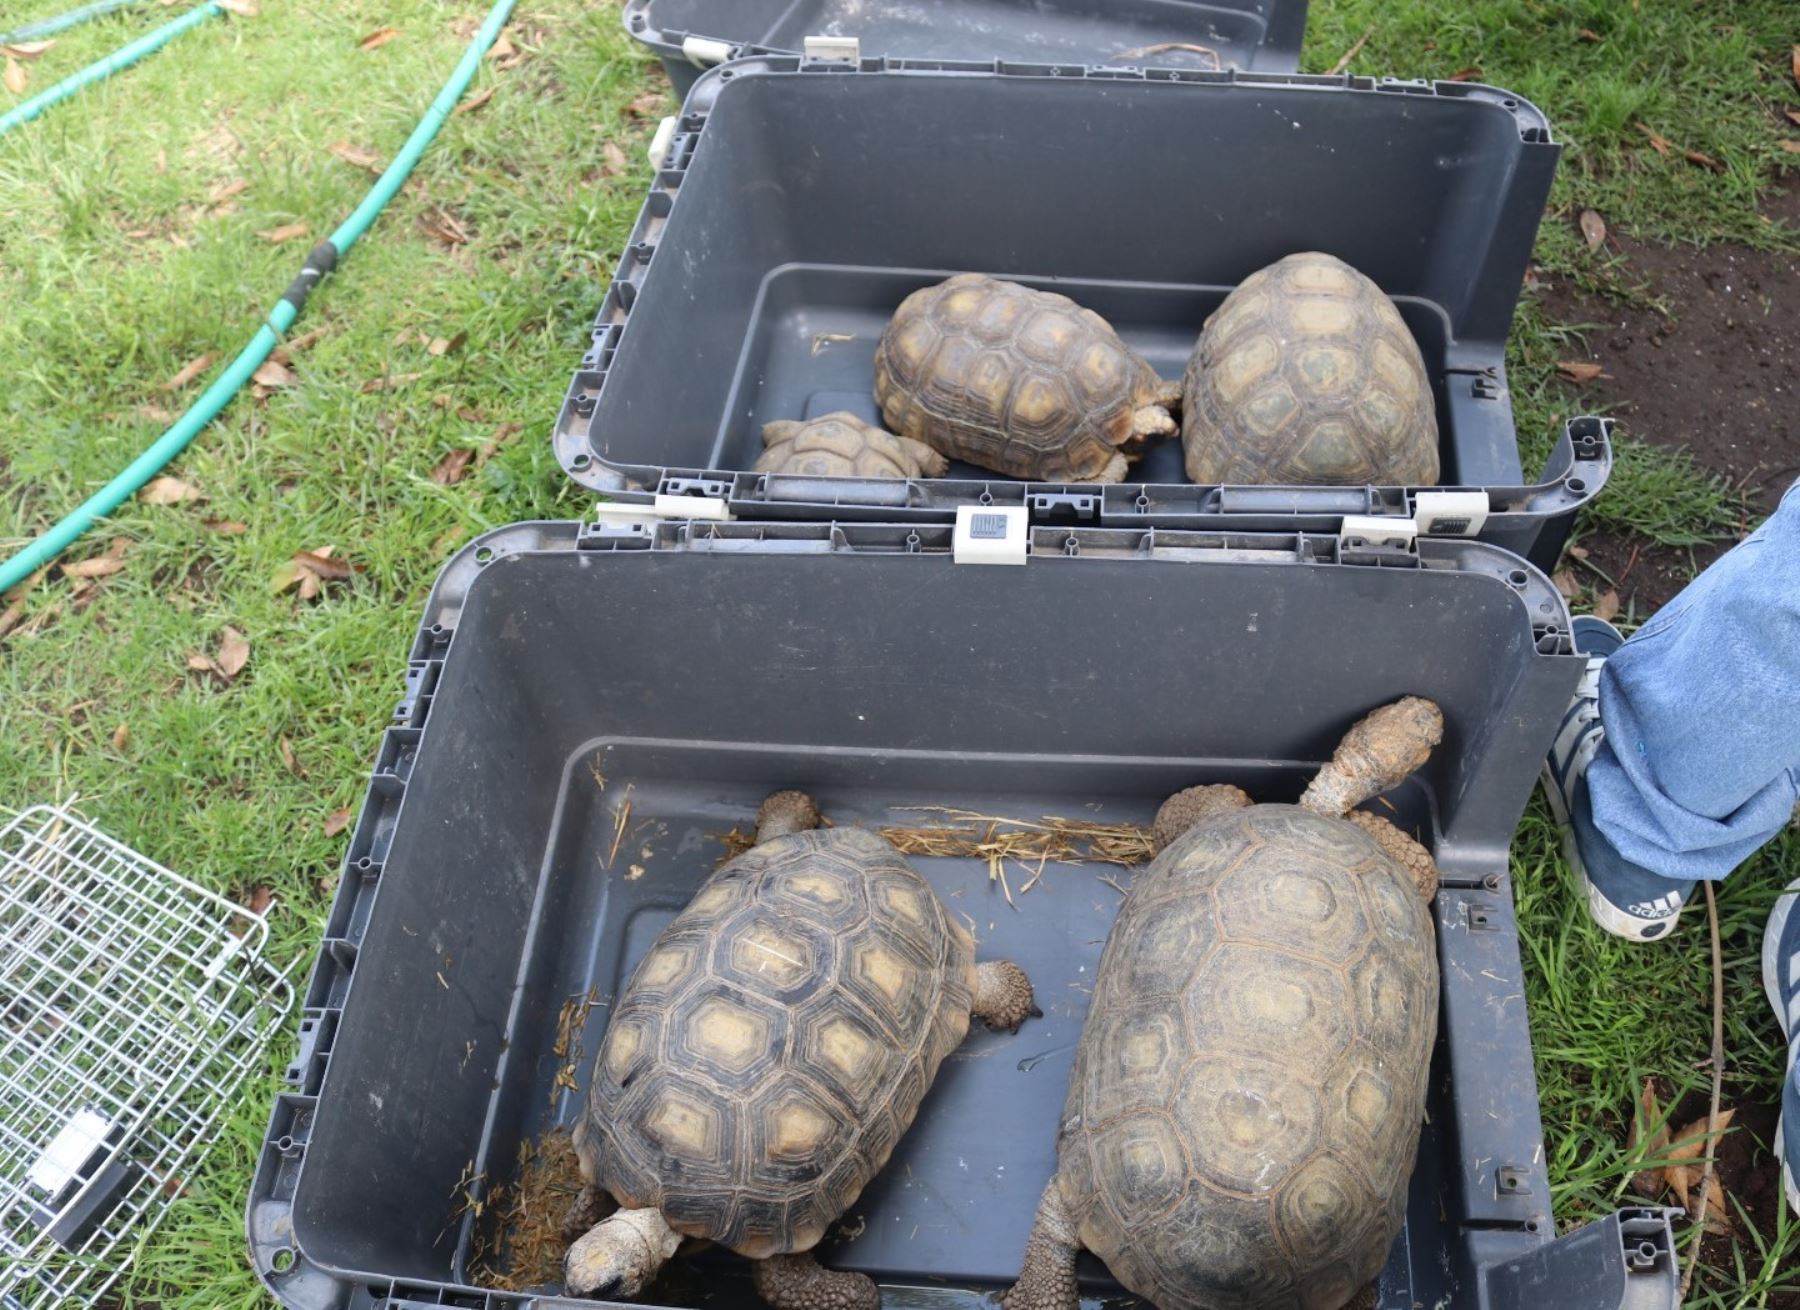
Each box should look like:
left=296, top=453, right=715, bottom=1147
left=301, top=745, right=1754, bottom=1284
left=577, top=828, right=974, bottom=1259
left=754, top=412, right=948, bottom=480
left=1059, top=804, right=1439, bottom=1310
left=873, top=274, right=1161, bottom=481
left=1181, top=252, right=1441, bottom=488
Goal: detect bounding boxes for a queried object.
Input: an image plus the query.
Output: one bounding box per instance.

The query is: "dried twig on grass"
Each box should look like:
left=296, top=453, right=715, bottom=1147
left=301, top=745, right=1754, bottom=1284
left=1679, top=881, right=1726, bottom=1301
left=1327, top=25, right=1374, bottom=75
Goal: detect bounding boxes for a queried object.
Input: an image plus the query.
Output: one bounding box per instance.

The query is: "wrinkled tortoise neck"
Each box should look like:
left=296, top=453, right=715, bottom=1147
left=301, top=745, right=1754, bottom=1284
left=1299, top=696, right=1444, bottom=818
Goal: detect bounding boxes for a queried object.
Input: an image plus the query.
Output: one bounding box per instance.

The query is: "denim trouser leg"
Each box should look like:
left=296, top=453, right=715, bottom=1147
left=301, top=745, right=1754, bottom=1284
left=1586, top=478, right=1800, bottom=882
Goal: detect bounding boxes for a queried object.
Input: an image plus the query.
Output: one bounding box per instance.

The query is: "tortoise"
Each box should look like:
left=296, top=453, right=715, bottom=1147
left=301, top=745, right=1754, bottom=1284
left=1181, top=252, right=1440, bottom=487
left=873, top=274, right=1179, bottom=483
left=755, top=412, right=949, bottom=480
left=1003, top=697, right=1445, bottom=1310
left=564, top=790, right=1039, bottom=1309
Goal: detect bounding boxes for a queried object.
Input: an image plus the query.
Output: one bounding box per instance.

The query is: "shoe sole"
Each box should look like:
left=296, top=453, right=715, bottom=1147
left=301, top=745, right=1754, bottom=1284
left=1539, top=762, right=1685, bottom=943
left=1761, top=892, right=1800, bottom=1214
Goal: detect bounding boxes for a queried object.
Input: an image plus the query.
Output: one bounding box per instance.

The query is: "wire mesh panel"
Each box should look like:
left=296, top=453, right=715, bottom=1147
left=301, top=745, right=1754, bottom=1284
left=0, top=803, right=292, bottom=1310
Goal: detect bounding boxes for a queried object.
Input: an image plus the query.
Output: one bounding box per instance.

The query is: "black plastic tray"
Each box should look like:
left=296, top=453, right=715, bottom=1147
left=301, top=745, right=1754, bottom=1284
left=624, top=0, right=1309, bottom=99
left=555, top=61, right=1595, bottom=572
left=248, top=520, right=1679, bottom=1310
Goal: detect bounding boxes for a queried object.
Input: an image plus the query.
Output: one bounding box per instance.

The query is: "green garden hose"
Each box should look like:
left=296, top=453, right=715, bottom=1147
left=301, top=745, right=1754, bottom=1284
left=0, top=0, right=520, bottom=593
left=0, top=3, right=221, bottom=139
left=1, top=0, right=156, bottom=46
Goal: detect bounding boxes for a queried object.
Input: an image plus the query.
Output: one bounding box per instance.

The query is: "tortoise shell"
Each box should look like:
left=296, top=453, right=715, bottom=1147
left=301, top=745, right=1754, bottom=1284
left=755, top=412, right=949, bottom=480
left=1056, top=804, right=1438, bottom=1309
left=874, top=274, right=1173, bottom=483
left=1181, top=252, right=1440, bottom=487
left=574, top=828, right=975, bottom=1260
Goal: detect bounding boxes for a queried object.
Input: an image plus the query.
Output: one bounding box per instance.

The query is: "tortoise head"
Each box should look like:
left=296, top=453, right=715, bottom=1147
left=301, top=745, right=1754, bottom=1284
left=1299, top=697, right=1443, bottom=818
left=564, top=1207, right=680, bottom=1299
left=755, top=790, right=822, bottom=844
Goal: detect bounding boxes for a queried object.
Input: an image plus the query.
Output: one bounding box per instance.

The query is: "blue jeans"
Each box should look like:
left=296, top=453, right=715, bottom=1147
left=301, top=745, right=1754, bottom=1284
left=1587, top=478, right=1800, bottom=882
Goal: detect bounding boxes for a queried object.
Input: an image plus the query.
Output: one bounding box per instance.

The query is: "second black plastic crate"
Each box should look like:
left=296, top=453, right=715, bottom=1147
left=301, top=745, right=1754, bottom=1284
left=623, top=0, right=1310, bottom=99
left=554, top=60, right=1603, bottom=572
left=248, top=520, right=1678, bottom=1310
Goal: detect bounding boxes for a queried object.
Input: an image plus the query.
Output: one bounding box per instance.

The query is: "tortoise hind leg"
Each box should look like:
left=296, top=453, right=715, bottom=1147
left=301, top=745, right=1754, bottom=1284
left=559, top=1183, right=615, bottom=1244
left=971, top=959, right=1039, bottom=1032
left=753, top=1252, right=878, bottom=1310
left=1344, top=809, right=1439, bottom=899
left=1001, top=1182, right=1082, bottom=1310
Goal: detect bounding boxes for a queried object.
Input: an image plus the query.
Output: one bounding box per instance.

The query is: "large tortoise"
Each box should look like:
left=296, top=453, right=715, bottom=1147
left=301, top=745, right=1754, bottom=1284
left=564, top=790, right=1038, bottom=1309
left=1181, top=253, right=1440, bottom=487
left=1004, top=698, right=1444, bottom=1310
left=873, top=274, right=1179, bottom=482
left=755, top=412, right=949, bottom=480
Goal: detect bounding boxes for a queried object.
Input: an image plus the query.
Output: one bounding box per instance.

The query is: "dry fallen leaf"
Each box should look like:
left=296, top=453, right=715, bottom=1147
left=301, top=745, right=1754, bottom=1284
left=1780, top=140, right=1800, bottom=156
left=601, top=140, right=628, bottom=176
left=111, top=723, right=130, bottom=750
left=280, top=734, right=306, bottom=777
left=359, top=26, right=400, bottom=50
left=1446, top=66, right=1482, bottom=82
left=359, top=371, right=425, bottom=393
left=1626, top=1078, right=1669, bottom=1198
left=417, top=207, right=471, bottom=246
left=487, top=31, right=516, bottom=62
left=1579, top=208, right=1606, bottom=251
left=298, top=570, right=321, bottom=602
left=1793, top=44, right=1800, bottom=90
left=141, top=476, right=203, bottom=506
left=205, top=519, right=248, bottom=535
left=4, top=57, right=28, bottom=96
left=432, top=447, right=475, bottom=485
left=186, top=653, right=220, bottom=675
left=427, top=331, right=466, bottom=357
left=216, top=0, right=258, bottom=15
left=164, top=353, right=215, bottom=391
left=272, top=326, right=328, bottom=365
left=454, top=85, right=496, bottom=115
left=294, top=549, right=354, bottom=581
left=208, top=177, right=249, bottom=204
left=2, top=40, right=55, bottom=58
left=252, top=358, right=297, bottom=388
left=1551, top=569, right=1580, bottom=599
left=63, top=556, right=126, bottom=579
left=1684, top=148, right=1726, bottom=173
left=328, top=140, right=382, bottom=172
left=1786, top=109, right=1800, bottom=127
left=270, top=560, right=305, bottom=595
left=1577, top=28, right=1602, bottom=43
left=1592, top=589, right=1621, bottom=622
left=244, top=884, right=274, bottom=916
left=258, top=221, right=308, bottom=244
left=324, top=807, right=354, bottom=838
left=625, top=89, right=665, bottom=118
left=217, top=626, right=251, bottom=680
left=1635, top=122, right=1672, bottom=157
left=477, top=420, right=525, bottom=464
left=1557, top=360, right=1605, bottom=383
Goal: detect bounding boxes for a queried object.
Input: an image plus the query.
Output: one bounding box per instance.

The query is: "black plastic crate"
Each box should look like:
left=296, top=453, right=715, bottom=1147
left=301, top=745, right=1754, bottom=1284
left=248, top=520, right=1678, bottom=1309
left=624, top=0, right=1309, bottom=99
left=554, top=61, right=1598, bottom=573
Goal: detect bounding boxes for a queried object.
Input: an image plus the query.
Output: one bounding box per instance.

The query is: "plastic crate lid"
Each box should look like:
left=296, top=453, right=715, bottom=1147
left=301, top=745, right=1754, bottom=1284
left=624, top=0, right=1310, bottom=84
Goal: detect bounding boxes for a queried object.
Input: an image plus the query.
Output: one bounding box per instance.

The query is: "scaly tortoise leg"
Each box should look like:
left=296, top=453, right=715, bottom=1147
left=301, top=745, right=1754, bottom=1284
left=971, top=959, right=1040, bottom=1032
left=753, top=1252, right=878, bottom=1310
left=1001, top=1181, right=1082, bottom=1310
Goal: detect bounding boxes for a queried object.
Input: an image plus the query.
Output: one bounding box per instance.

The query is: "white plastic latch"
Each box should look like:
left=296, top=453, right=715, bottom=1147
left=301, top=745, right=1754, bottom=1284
left=953, top=505, right=1028, bottom=565
left=593, top=496, right=732, bottom=529
left=647, top=116, right=678, bottom=171
left=1338, top=514, right=1417, bottom=551
left=1413, top=490, right=1490, bottom=537
left=802, top=34, right=861, bottom=64
left=681, top=35, right=734, bottom=68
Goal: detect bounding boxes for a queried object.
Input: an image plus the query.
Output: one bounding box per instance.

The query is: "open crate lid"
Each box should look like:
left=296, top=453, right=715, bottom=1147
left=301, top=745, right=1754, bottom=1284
left=624, top=0, right=1310, bottom=95
left=556, top=59, right=1599, bottom=573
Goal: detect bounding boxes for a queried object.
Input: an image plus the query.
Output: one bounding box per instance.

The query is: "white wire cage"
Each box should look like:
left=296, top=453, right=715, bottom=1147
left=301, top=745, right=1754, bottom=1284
left=0, top=802, right=294, bottom=1310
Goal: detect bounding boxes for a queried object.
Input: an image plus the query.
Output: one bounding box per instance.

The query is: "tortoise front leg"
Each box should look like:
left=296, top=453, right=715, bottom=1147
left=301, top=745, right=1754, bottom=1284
left=971, top=959, right=1039, bottom=1032
left=753, top=1252, right=878, bottom=1310
left=1001, top=1181, right=1082, bottom=1310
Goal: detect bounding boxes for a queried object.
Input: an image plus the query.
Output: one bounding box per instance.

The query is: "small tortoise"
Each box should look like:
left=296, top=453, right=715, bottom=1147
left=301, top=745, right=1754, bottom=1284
left=565, top=790, right=1038, bottom=1309
left=755, top=412, right=949, bottom=480
left=873, top=274, right=1179, bottom=482
left=1004, top=698, right=1444, bottom=1310
left=1181, top=252, right=1440, bottom=487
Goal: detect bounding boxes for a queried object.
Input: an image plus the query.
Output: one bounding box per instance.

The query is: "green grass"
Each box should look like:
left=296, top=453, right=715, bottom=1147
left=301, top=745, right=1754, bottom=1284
left=0, top=0, right=1796, bottom=1305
